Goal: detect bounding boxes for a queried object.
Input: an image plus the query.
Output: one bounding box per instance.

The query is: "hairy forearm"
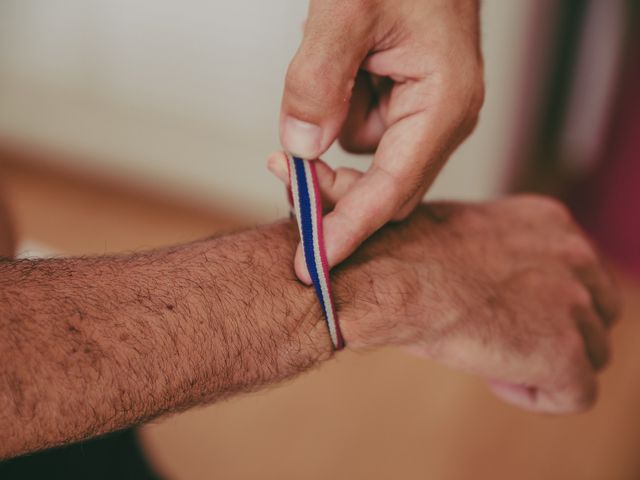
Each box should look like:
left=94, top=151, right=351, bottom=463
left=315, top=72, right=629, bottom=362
left=0, top=196, right=612, bottom=456
left=0, top=220, right=333, bottom=458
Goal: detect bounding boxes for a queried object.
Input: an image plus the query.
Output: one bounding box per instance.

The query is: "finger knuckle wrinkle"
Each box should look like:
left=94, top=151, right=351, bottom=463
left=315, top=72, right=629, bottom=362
left=372, top=165, right=402, bottom=198
left=286, top=60, right=344, bottom=108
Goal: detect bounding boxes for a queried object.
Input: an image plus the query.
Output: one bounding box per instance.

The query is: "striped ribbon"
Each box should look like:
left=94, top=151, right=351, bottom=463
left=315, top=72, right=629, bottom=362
left=287, top=154, right=345, bottom=350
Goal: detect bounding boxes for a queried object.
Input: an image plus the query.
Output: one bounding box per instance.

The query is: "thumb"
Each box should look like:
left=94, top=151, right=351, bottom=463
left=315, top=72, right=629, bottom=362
left=280, top=1, right=374, bottom=158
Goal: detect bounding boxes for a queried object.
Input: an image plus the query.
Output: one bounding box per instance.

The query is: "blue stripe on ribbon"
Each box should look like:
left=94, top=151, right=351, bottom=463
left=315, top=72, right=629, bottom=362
left=292, top=156, right=328, bottom=320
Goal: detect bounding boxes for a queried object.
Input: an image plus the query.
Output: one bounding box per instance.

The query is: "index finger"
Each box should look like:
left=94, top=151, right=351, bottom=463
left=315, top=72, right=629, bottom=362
left=314, top=101, right=462, bottom=271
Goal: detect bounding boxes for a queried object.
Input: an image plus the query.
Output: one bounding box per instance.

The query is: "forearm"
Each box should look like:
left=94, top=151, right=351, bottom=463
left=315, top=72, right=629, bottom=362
left=0, top=220, right=332, bottom=458
left=0, top=196, right=615, bottom=457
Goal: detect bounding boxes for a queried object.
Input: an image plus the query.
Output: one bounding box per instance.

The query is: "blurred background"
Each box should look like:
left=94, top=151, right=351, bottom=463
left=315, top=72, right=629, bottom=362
left=1, top=0, right=639, bottom=479
left=0, top=0, right=518, bottom=220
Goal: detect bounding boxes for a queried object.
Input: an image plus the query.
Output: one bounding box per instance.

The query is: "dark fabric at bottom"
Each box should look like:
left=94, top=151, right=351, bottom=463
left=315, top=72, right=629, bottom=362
left=0, top=428, right=161, bottom=480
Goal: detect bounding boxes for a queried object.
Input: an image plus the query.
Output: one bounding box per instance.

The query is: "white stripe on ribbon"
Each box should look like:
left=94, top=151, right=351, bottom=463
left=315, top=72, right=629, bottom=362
left=301, top=159, right=339, bottom=347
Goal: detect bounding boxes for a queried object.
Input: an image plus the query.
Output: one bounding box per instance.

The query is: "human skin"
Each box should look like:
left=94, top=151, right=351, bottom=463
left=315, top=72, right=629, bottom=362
left=269, top=153, right=620, bottom=408
left=0, top=191, right=15, bottom=258
left=280, top=0, right=484, bottom=283
left=0, top=196, right=619, bottom=460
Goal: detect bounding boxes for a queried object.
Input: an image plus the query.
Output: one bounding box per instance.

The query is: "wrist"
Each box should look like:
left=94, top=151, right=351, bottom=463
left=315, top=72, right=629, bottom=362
left=332, top=241, right=422, bottom=350
left=199, top=222, right=333, bottom=387
left=330, top=209, right=449, bottom=351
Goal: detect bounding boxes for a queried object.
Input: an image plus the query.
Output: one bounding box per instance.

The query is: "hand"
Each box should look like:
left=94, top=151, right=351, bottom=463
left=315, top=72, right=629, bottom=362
left=278, top=0, right=484, bottom=284
left=332, top=194, right=620, bottom=413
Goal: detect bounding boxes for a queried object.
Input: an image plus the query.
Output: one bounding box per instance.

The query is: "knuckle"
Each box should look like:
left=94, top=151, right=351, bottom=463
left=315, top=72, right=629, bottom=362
left=508, top=193, right=541, bottom=205
left=330, top=210, right=363, bottom=253
left=285, top=57, right=345, bottom=113
left=514, top=194, right=573, bottom=222
left=562, top=235, right=597, bottom=268
left=438, top=60, right=485, bottom=123
left=371, top=165, right=405, bottom=206
left=568, top=379, right=598, bottom=412
left=569, top=283, right=593, bottom=310
left=508, top=193, right=548, bottom=211
left=543, top=198, right=573, bottom=223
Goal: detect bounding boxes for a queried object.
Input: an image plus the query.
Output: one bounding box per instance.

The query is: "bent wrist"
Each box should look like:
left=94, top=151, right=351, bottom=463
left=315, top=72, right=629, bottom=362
left=332, top=236, right=423, bottom=350
left=331, top=208, right=453, bottom=351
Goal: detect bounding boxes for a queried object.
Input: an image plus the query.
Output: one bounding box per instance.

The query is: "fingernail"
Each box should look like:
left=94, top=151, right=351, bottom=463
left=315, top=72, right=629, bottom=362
left=282, top=117, right=322, bottom=159
left=267, top=154, right=289, bottom=184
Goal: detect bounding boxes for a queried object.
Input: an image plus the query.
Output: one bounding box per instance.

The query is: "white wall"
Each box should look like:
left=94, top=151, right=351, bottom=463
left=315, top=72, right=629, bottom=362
left=0, top=0, right=531, bottom=219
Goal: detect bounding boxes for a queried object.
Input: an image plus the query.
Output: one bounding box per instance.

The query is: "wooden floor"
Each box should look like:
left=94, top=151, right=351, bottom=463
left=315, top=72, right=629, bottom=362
left=2, top=147, right=640, bottom=480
